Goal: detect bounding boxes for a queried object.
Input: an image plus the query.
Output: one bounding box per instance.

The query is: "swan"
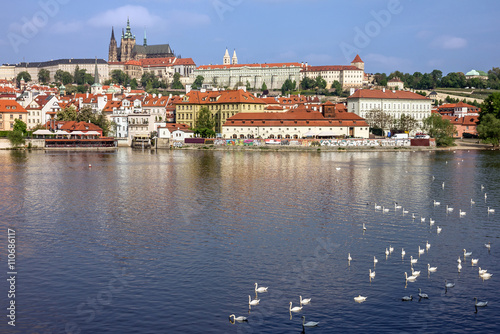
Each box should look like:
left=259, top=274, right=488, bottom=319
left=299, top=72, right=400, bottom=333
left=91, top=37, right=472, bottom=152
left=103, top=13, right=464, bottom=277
left=289, top=301, right=302, bottom=312
left=363, top=223, right=367, bottom=231
left=410, top=256, right=418, bottom=264
left=429, top=219, right=435, bottom=226
left=458, top=263, right=462, bottom=272
left=485, top=193, right=487, bottom=199
left=401, top=248, right=406, bottom=258
left=375, top=203, right=381, bottom=210
left=457, top=257, right=461, bottom=264
left=300, top=296, right=311, bottom=306
left=369, top=269, right=376, bottom=279
left=428, top=263, right=437, bottom=272
left=412, top=213, right=416, bottom=219
left=463, top=249, right=472, bottom=257
left=385, top=248, right=390, bottom=256
left=412, top=267, right=421, bottom=277
left=481, top=184, right=484, bottom=191
left=459, top=209, right=466, bottom=216
left=255, top=283, right=268, bottom=293
left=471, top=258, right=479, bottom=266
left=249, top=295, right=260, bottom=307
left=434, top=200, right=440, bottom=206
left=442, top=181, right=445, bottom=188
left=383, top=206, right=389, bottom=213
left=403, top=208, right=409, bottom=214
left=348, top=253, right=352, bottom=261
left=488, top=207, right=495, bottom=213
left=437, top=226, right=442, bottom=234
left=445, top=280, right=455, bottom=290
left=354, top=295, right=367, bottom=303
left=401, top=295, right=413, bottom=301
left=471, top=198, right=475, bottom=205
left=418, top=288, right=429, bottom=299
left=480, top=272, right=493, bottom=280
left=446, top=205, right=454, bottom=212
left=421, top=217, right=425, bottom=223
left=485, top=242, right=491, bottom=250
left=374, top=256, right=378, bottom=265
left=478, top=267, right=487, bottom=275
left=302, top=316, right=319, bottom=327
left=389, top=245, right=394, bottom=253
left=426, top=241, right=431, bottom=250
left=229, top=314, right=248, bottom=322
left=418, top=246, right=425, bottom=255
left=405, top=272, right=417, bottom=282
left=336, top=167, right=341, bottom=171
left=394, top=202, right=402, bottom=209
left=474, top=297, right=488, bottom=308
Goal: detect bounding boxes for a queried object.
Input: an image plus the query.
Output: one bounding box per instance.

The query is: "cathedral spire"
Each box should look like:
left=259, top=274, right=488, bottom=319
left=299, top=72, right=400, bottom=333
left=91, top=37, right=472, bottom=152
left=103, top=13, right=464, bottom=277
left=124, top=17, right=133, bottom=39
left=110, top=26, right=115, bottom=41
left=94, top=57, right=100, bottom=85
left=232, top=49, right=238, bottom=65
left=143, top=28, right=147, bottom=47
left=223, top=47, right=230, bottom=65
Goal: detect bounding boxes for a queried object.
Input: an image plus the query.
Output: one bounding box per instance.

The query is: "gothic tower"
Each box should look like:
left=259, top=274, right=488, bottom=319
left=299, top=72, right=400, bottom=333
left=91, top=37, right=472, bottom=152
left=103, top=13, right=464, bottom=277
left=120, top=18, right=136, bottom=62
left=108, top=27, right=118, bottom=62
left=223, top=48, right=230, bottom=65
left=232, top=49, right=238, bottom=65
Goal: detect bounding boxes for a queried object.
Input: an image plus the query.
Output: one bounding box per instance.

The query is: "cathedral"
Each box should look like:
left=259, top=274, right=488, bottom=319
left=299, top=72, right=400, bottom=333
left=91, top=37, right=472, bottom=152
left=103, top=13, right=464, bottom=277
left=108, top=19, right=175, bottom=62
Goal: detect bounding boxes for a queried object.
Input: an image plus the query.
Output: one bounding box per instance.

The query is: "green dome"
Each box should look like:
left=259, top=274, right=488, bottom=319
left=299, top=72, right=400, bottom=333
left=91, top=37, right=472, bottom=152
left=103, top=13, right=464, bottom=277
left=466, top=69, right=480, bottom=76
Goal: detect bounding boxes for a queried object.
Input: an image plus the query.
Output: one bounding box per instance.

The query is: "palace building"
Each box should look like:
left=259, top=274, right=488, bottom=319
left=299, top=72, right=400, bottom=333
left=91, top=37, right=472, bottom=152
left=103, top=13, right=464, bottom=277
left=108, top=18, right=175, bottom=63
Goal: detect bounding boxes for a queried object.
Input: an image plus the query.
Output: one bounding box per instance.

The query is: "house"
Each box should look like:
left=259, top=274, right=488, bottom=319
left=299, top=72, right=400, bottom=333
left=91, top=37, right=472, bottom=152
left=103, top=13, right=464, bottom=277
left=25, top=94, right=60, bottom=129
left=157, top=123, right=194, bottom=141
left=387, top=78, right=404, bottom=90
left=300, top=55, right=364, bottom=89
left=0, top=100, right=28, bottom=131
left=437, top=102, right=480, bottom=118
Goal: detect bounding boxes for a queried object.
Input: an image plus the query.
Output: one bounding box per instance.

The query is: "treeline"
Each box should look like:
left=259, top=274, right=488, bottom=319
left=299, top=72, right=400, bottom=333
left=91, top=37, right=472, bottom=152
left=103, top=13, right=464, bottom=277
left=373, top=67, right=500, bottom=90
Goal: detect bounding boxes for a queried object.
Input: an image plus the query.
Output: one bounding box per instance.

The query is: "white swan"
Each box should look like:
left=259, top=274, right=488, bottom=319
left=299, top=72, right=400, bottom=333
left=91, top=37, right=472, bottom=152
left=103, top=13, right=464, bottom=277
left=229, top=314, right=248, bottom=322
left=481, top=184, right=484, bottom=191
left=401, top=295, right=413, bottom=301
left=385, top=248, right=390, bottom=256
left=412, top=213, right=416, bottom=219
left=418, top=246, right=425, bottom=255
left=374, top=256, right=378, bottom=265
left=434, top=200, right=440, bottom=206
left=463, top=249, right=472, bottom=257
left=459, top=209, right=466, bottom=216
left=445, top=280, right=455, bottom=290
left=249, top=295, right=260, bottom=307
left=395, top=202, right=402, bottom=209
left=412, top=267, right=421, bottom=277
left=457, top=257, right=461, bottom=264
left=480, top=272, right=493, bottom=280
left=354, top=295, right=367, bottom=303
left=428, top=263, right=437, bottom=272
left=363, top=223, right=367, bottom=231
left=389, top=245, right=394, bottom=253
left=401, top=248, right=406, bottom=258
left=446, top=205, right=453, bottom=212
left=421, top=217, right=425, bottom=223
left=418, top=288, right=429, bottom=299
left=405, top=272, right=417, bottom=282
left=442, top=181, right=445, bottom=188
left=300, top=296, right=311, bottom=306
left=458, top=262, right=462, bottom=272
left=478, top=267, right=487, bottom=275
left=289, top=301, right=302, bottom=312
left=302, top=316, right=319, bottom=327
left=348, top=253, right=352, bottom=261
left=437, top=226, right=442, bottom=234
left=485, top=193, right=487, bottom=199
left=471, top=198, right=475, bottom=205
left=487, top=207, right=495, bottom=213
left=403, top=208, right=409, bottom=214
left=369, top=269, right=376, bottom=279
left=383, top=206, right=389, bottom=213
left=474, top=297, right=488, bottom=308
left=426, top=241, right=431, bottom=250
left=375, top=203, right=381, bottom=210
left=255, top=283, right=268, bottom=293
left=471, top=258, right=479, bottom=266
left=485, top=242, right=491, bottom=250
left=410, top=256, right=418, bottom=264
left=429, top=219, right=435, bottom=226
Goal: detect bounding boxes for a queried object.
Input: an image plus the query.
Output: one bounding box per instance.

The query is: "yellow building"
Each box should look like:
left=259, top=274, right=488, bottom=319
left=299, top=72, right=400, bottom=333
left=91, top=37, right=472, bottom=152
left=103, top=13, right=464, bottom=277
left=0, top=100, right=28, bottom=131
left=175, top=89, right=266, bottom=133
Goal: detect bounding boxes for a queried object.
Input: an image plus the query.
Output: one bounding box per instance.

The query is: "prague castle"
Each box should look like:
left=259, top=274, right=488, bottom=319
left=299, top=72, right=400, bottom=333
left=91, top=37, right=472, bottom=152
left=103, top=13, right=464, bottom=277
left=108, top=18, right=175, bottom=62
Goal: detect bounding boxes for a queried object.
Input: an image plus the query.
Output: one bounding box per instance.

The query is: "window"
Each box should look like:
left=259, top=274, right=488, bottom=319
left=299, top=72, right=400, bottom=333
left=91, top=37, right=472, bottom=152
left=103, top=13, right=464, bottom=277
left=19, top=115, right=22, bottom=120
left=10, top=114, right=14, bottom=120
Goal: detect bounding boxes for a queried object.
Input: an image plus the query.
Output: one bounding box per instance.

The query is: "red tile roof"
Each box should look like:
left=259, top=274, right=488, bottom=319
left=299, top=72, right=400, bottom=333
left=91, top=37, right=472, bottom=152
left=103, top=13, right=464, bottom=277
left=177, top=89, right=265, bottom=105
left=302, top=65, right=361, bottom=72
left=348, top=89, right=430, bottom=100
left=0, top=100, right=27, bottom=113
left=352, top=54, right=364, bottom=63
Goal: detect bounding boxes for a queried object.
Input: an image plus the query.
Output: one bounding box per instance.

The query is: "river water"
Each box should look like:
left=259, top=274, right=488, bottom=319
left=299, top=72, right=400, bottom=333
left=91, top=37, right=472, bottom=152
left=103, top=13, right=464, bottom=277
left=0, top=148, right=499, bottom=333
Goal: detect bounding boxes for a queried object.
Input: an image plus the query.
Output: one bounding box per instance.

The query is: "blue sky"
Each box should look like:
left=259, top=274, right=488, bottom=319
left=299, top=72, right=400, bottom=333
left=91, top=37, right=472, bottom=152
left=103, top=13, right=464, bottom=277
left=1, top=0, right=498, bottom=75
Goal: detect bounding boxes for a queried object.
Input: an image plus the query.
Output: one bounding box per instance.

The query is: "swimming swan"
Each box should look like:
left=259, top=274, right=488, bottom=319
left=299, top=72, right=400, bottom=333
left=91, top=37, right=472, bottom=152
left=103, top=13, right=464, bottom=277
left=255, top=283, right=268, bottom=293
left=302, top=316, right=319, bottom=327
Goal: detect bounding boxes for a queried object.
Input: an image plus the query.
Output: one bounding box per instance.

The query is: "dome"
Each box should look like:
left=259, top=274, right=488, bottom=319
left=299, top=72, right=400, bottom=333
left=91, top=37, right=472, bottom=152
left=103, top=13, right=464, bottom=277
left=466, top=69, right=480, bottom=76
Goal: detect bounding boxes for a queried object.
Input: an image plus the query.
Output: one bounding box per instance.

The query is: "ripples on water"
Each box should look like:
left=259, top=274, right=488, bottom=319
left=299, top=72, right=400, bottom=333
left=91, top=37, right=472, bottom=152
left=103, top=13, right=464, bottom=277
left=0, top=149, right=499, bottom=333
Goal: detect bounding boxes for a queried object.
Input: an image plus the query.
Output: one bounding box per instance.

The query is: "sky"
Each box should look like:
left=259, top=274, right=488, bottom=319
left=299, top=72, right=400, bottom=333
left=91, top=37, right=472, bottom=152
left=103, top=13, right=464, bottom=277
left=0, top=0, right=498, bottom=75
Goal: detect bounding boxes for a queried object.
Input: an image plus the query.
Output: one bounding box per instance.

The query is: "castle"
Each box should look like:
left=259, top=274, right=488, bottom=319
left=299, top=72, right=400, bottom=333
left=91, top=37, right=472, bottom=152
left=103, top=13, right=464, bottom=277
left=108, top=18, right=175, bottom=62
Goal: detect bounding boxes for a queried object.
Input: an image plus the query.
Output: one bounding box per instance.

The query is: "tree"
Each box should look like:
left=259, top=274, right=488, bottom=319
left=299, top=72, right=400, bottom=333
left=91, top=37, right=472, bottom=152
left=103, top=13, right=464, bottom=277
left=16, top=71, right=31, bottom=83
left=38, top=69, right=50, bottom=84
left=64, top=84, right=77, bottom=95
left=261, top=82, right=268, bottom=91
left=364, top=109, right=395, bottom=136
left=331, top=81, right=343, bottom=95
left=315, top=76, right=327, bottom=89
left=13, top=118, right=27, bottom=135
left=477, top=114, right=500, bottom=147
left=192, top=75, right=204, bottom=90
left=281, top=78, right=296, bottom=95
left=479, top=92, right=500, bottom=121
left=130, top=78, right=138, bottom=90
left=193, top=107, right=216, bottom=138
left=423, top=113, right=455, bottom=146
left=55, top=70, right=73, bottom=85
left=171, top=72, right=184, bottom=89
left=111, top=70, right=129, bottom=85
left=395, top=114, right=418, bottom=134
left=8, top=119, right=27, bottom=147
left=57, top=106, right=78, bottom=121
left=246, top=80, right=251, bottom=91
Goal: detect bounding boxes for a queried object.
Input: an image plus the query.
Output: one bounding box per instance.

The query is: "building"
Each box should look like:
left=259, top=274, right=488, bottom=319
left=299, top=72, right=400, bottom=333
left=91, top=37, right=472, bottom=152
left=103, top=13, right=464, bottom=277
left=387, top=77, right=404, bottom=90
left=300, top=55, right=365, bottom=89
left=175, top=89, right=266, bottom=133
left=442, top=115, right=479, bottom=138
left=437, top=102, right=480, bottom=118
left=222, top=102, right=369, bottom=139
left=25, top=94, right=60, bottom=129
left=347, top=88, right=432, bottom=134
left=108, top=19, right=174, bottom=62
left=158, top=123, right=194, bottom=140
left=465, top=69, right=488, bottom=80
left=0, top=100, right=28, bottom=131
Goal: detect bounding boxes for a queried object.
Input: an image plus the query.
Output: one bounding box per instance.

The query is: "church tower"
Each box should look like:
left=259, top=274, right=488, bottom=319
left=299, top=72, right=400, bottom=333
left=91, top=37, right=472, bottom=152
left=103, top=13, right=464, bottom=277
left=232, top=49, right=238, bottom=65
left=223, top=48, right=230, bottom=65
left=108, top=27, right=118, bottom=62
left=351, top=54, right=364, bottom=72
left=120, top=18, right=136, bottom=62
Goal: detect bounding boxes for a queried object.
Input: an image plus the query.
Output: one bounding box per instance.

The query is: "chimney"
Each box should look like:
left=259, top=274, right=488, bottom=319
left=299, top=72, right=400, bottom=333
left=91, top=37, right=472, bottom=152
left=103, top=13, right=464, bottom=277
left=382, top=88, right=385, bottom=93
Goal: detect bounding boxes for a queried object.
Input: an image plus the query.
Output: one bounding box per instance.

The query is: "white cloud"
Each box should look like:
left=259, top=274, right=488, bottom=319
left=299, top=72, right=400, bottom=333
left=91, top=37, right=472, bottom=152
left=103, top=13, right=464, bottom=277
left=430, top=35, right=467, bottom=50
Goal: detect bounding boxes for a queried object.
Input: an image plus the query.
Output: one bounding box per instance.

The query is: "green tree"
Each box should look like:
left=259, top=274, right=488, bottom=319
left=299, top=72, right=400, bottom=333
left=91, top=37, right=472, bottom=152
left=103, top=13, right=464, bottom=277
left=395, top=114, right=418, bottom=134
left=64, top=84, right=77, bottom=95
left=171, top=72, right=184, bottom=89
left=193, top=106, right=215, bottom=137
left=55, top=70, right=73, bottom=85
left=8, top=119, right=27, bottom=147
left=261, top=82, right=268, bottom=91
left=130, top=78, right=138, bottom=90
left=57, top=106, right=78, bottom=121
left=16, top=71, right=31, bottom=83
left=38, top=69, right=50, bottom=84
left=281, top=78, right=296, bottom=95
left=246, top=80, right=251, bottom=91
left=111, top=70, right=130, bottom=85
left=84, top=73, right=94, bottom=85
left=13, top=118, right=27, bottom=135
left=364, top=109, right=395, bottom=136
left=477, top=114, right=500, bottom=147
left=315, top=76, right=327, bottom=90
left=192, top=75, right=204, bottom=90
left=423, top=113, right=455, bottom=146
left=479, top=92, right=500, bottom=121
